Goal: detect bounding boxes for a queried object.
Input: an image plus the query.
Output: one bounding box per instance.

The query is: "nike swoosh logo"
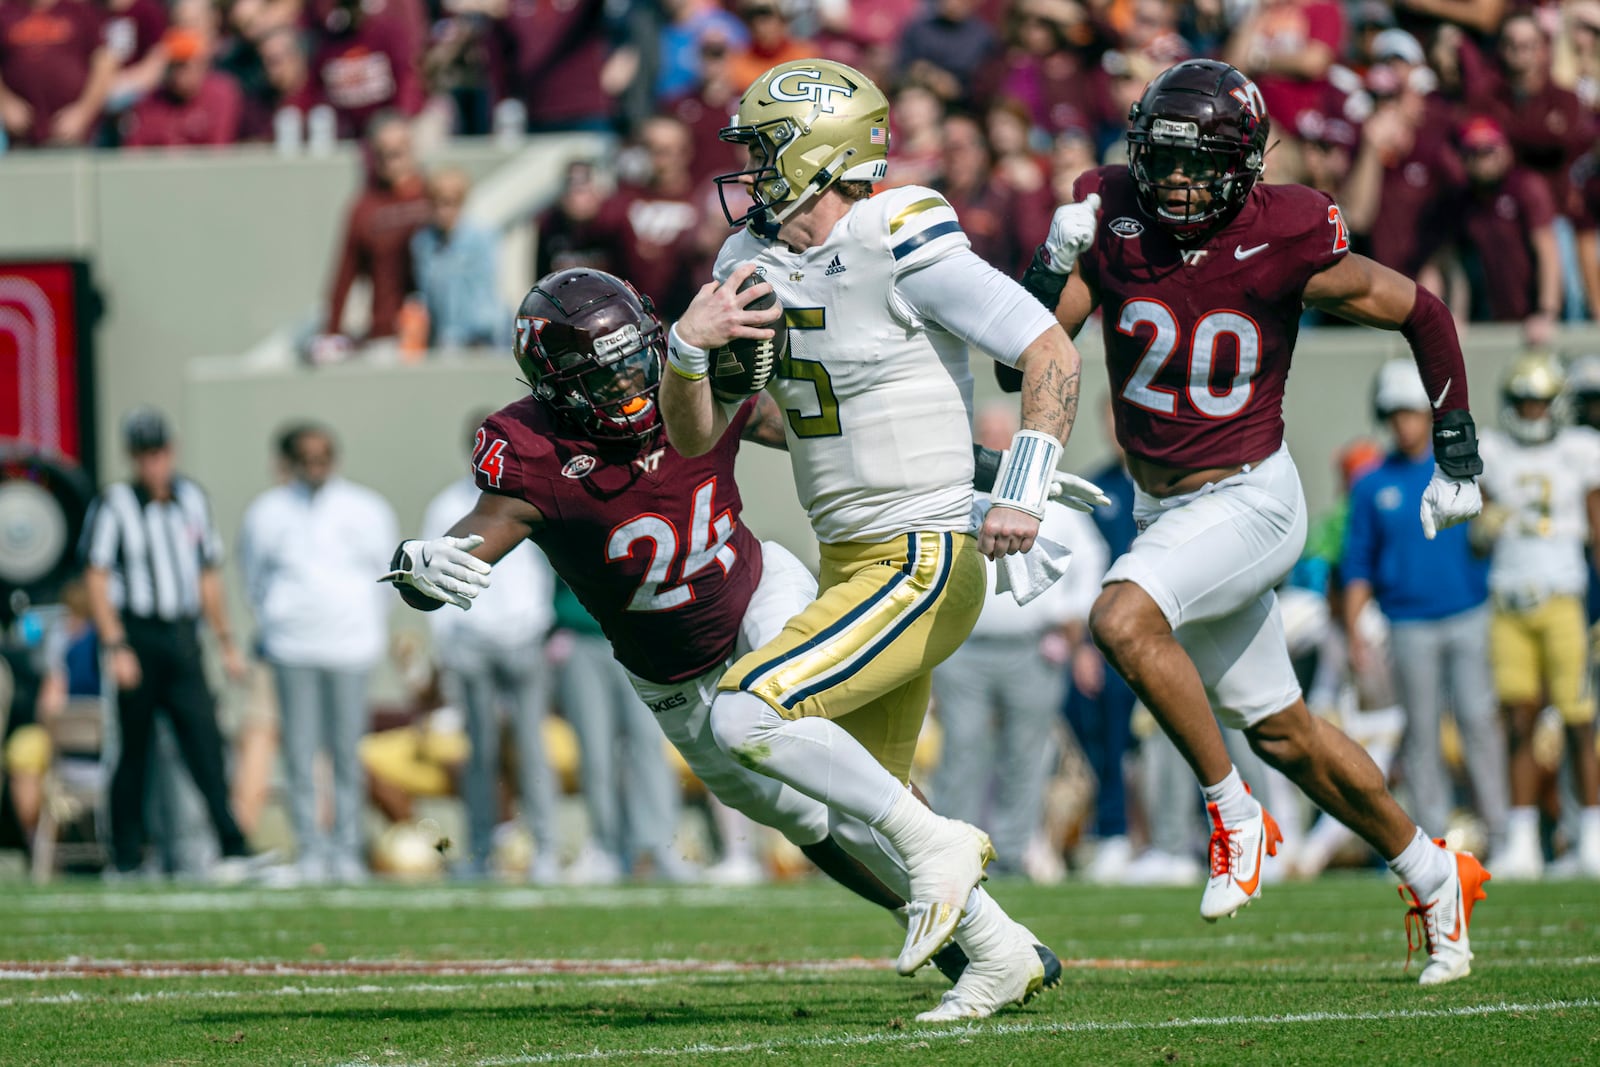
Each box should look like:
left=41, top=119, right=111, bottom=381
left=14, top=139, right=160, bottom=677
left=1432, top=379, right=1451, bottom=409
left=1445, top=880, right=1464, bottom=941
left=1234, top=243, right=1269, bottom=260
left=1235, top=837, right=1264, bottom=897
left=420, top=547, right=432, bottom=568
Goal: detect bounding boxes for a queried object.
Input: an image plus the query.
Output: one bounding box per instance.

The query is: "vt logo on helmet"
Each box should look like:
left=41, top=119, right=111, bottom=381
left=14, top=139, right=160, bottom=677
left=1126, top=59, right=1270, bottom=240
left=514, top=269, right=665, bottom=441
left=715, top=58, right=890, bottom=239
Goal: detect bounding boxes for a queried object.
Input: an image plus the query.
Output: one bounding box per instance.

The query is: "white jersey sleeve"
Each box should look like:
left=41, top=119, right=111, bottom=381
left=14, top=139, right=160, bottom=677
left=875, top=185, right=970, bottom=276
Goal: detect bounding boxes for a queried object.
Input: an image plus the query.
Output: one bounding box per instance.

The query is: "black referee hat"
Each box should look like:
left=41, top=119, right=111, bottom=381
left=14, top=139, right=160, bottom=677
left=122, top=407, right=171, bottom=453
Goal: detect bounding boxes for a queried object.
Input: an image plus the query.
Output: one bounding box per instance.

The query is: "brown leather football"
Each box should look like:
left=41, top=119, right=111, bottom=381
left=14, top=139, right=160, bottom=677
left=710, top=273, right=787, bottom=402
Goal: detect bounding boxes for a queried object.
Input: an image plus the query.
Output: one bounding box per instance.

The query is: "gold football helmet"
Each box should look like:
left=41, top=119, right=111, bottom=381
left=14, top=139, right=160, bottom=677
left=1500, top=352, right=1565, bottom=444
left=715, top=58, right=890, bottom=238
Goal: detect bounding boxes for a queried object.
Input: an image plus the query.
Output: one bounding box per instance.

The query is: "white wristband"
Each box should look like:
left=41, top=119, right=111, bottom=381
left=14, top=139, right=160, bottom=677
left=667, top=322, right=709, bottom=380
left=990, top=429, right=1062, bottom=520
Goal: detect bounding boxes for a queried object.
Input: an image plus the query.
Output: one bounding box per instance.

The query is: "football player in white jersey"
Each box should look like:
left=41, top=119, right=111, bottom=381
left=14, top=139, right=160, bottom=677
left=659, top=58, right=1107, bottom=1022
left=1476, top=354, right=1600, bottom=879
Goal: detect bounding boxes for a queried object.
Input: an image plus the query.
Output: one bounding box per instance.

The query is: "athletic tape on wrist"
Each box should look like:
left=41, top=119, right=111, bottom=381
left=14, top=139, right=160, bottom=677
left=990, top=429, right=1061, bottom=519
left=667, top=322, right=709, bottom=380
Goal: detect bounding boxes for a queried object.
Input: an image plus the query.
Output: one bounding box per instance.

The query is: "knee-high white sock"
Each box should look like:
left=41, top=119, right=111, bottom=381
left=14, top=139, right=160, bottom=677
left=1388, top=827, right=1452, bottom=897
left=710, top=690, right=910, bottom=827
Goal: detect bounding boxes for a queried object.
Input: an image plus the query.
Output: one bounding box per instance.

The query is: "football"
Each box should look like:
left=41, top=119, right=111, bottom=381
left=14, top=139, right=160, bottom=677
left=710, top=272, right=787, bottom=402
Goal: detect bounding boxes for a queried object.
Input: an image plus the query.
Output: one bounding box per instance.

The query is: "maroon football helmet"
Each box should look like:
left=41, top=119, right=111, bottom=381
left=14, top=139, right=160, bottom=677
left=1127, top=59, right=1271, bottom=239
left=514, top=269, right=664, bottom=441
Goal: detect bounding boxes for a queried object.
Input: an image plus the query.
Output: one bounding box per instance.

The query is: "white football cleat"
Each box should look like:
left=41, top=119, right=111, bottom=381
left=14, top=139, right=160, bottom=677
left=1401, top=842, right=1490, bottom=986
left=1200, top=792, right=1282, bottom=922
left=915, top=920, right=1047, bottom=1023
left=897, top=820, right=996, bottom=976
left=1492, top=828, right=1543, bottom=882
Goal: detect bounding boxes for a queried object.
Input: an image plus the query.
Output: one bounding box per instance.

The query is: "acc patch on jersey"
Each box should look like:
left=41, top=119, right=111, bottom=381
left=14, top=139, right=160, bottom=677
left=561, top=454, right=597, bottom=479
left=1109, top=217, right=1144, bottom=238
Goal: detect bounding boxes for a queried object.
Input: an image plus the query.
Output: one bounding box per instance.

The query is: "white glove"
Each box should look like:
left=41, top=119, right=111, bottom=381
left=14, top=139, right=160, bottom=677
left=1049, top=469, right=1111, bottom=513
left=379, top=534, right=492, bottom=609
left=1419, top=466, right=1483, bottom=540
left=1041, top=193, right=1101, bottom=275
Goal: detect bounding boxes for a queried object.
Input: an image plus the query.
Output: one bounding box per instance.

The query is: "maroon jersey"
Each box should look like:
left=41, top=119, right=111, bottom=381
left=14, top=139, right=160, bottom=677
left=473, top=397, right=763, bottom=685
left=0, top=0, right=106, bottom=147
left=1074, top=166, right=1348, bottom=468
left=1458, top=166, right=1556, bottom=322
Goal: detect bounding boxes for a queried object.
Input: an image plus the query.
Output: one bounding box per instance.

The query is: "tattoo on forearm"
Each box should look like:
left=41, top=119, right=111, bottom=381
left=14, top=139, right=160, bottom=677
left=1022, top=360, right=1078, bottom=441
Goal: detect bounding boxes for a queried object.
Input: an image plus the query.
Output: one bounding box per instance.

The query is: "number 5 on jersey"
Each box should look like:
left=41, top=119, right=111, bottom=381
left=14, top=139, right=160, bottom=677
left=607, top=478, right=738, bottom=612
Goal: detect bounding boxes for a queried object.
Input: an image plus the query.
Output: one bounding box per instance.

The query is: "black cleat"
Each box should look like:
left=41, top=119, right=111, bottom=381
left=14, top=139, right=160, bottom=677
left=930, top=940, right=970, bottom=984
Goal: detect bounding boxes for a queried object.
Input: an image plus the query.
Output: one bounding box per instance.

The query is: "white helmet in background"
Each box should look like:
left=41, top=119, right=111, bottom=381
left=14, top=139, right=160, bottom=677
left=1500, top=352, right=1565, bottom=444
left=1372, top=359, right=1430, bottom=420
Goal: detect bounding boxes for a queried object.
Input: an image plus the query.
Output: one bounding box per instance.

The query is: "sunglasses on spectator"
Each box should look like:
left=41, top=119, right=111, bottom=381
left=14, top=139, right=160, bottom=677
left=702, top=42, right=728, bottom=57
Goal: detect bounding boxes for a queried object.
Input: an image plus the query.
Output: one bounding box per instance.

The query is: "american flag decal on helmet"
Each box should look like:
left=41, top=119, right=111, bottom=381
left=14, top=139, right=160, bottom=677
left=869, top=126, right=887, bottom=145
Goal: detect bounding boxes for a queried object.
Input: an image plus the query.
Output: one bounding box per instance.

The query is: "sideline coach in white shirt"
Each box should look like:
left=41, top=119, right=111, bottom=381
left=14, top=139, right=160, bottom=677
left=240, top=423, right=397, bottom=883
left=84, top=408, right=255, bottom=877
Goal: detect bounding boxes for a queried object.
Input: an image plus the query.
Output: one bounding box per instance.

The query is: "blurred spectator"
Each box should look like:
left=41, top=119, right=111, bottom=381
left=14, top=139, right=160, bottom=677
left=652, top=0, right=747, bottom=104
left=84, top=408, right=256, bottom=880
left=661, top=27, right=744, bottom=186
left=1575, top=149, right=1600, bottom=319
left=551, top=583, right=688, bottom=885
left=882, top=83, right=945, bottom=189
left=120, top=28, right=243, bottom=147
left=985, top=96, right=1052, bottom=199
left=535, top=159, right=616, bottom=278
left=409, top=167, right=502, bottom=348
left=236, top=25, right=318, bottom=143
left=239, top=423, right=397, bottom=885
left=1225, top=0, right=1343, bottom=143
left=977, top=0, right=1108, bottom=141
left=1555, top=1, right=1600, bottom=109
left=1455, top=115, right=1561, bottom=345
left=1341, top=362, right=1506, bottom=855
left=7, top=579, right=96, bottom=844
left=1340, top=52, right=1463, bottom=286
left=1347, top=0, right=1397, bottom=67
left=1295, top=109, right=1358, bottom=194
left=496, top=0, right=612, bottom=133
left=318, top=113, right=432, bottom=351
left=1098, top=48, right=1162, bottom=157
left=596, top=115, right=704, bottom=319
left=102, top=0, right=170, bottom=115
left=311, top=0, right=422, bottom=139
left=0, top=0, right=117, bottom=147
left=727, top=0, right=810, bottom=93
left=1472, top=14, right=1595, bottom=205
left=932, top=402, right=1106, bottom=878
left=421, top=416, right=560, bottom=881
left=1049, top=126, right=1096, bottom=203
left=935, top=113, right=1044, bottom=278
left=898, top=0, right=999, bottom=107
left=1119, top=0, right=1193, bottom=65
left=1062, top=399, right=1140, bottom=883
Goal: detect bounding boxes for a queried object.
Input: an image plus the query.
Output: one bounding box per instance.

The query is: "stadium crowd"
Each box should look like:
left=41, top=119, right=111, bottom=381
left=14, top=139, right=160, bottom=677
left=2, top=0, right=1599, bottom=887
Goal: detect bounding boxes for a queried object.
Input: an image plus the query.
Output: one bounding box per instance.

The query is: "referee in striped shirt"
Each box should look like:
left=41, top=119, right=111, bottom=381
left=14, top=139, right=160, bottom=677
left=84, top=408, right=256, bottom=878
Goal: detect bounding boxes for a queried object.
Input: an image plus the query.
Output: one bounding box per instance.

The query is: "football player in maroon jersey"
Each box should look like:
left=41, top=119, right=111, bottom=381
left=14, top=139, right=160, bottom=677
left=1016, top=59, right=1489, bottom=985
left=381, top=267, right=1061, bottom=1002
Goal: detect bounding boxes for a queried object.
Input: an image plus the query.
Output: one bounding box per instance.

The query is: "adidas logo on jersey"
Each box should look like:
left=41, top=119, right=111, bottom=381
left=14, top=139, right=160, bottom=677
left=824, top=255, right=847, bottom=276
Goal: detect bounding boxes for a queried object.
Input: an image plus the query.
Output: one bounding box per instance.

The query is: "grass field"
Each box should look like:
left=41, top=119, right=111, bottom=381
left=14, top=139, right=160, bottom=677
left=0, top=876, right=1596, bottom=1066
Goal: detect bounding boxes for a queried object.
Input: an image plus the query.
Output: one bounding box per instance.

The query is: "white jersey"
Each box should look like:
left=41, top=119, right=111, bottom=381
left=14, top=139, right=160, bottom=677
left=1479, top=427, right=1600, bottom=597
left=712, top=186, right=991, bottom=545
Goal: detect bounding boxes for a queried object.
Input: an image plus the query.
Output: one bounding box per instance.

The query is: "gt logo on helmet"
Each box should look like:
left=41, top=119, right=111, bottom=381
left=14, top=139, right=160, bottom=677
left=768, top=68, right=854, bottom=113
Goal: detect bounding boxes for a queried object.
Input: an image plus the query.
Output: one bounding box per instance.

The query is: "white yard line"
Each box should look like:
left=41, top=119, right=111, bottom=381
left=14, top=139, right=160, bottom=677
left=340, top=998, right=1600, bottom=1067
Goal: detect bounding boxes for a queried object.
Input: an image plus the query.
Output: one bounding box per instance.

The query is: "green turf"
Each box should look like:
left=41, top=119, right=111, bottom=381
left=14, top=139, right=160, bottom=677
left=0, top=876, right=1595, bottom=1066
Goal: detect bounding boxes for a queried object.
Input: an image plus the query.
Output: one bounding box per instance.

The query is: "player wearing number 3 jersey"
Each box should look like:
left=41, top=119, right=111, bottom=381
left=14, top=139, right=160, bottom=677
left=1016, top=60, right=1490, bottom=985
left=381, top=266, right=1064, bottom=1010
